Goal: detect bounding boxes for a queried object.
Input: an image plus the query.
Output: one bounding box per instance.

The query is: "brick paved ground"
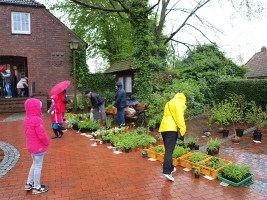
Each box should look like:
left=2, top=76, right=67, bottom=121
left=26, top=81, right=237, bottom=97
left=0, top=113, right=266, bottom=200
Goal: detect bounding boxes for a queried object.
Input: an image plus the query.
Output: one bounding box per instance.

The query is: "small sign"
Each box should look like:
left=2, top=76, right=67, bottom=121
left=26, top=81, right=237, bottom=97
left=253, top=140, right=261, bottom=143
left=183, top=168, right=191, bottom=171
left=148, top=158, right=157, bottom=161
left=204, top=176, right=214, bottom=180
left=113, top=151, right=122, bottom=154
left=220, top=182, right=229, bottom=186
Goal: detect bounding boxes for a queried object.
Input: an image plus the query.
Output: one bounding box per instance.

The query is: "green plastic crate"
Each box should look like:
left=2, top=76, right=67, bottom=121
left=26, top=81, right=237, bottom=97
left=217, top=173, right=254, bottom=187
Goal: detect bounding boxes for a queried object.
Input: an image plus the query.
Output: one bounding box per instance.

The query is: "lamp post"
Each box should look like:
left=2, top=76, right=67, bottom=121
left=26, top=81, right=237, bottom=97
left=69, top=39, right=79, bottom=113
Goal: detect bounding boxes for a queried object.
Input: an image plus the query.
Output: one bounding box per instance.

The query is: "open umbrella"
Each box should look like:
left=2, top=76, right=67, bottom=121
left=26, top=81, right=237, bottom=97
left=0, top=65, right=4, bottom=71
left=49, top=80, right=70, bottom=97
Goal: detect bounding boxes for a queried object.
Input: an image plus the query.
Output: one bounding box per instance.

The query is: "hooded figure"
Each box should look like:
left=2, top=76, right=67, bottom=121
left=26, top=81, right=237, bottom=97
left=23, top=98, right=50, bottom=194
left=17, top=77, right=28, bottom=97
left=159, top=93, right=187, bottom=182
left=0, top=69, right=12, bottom=97
left=113, top=81, right=126, bottom=127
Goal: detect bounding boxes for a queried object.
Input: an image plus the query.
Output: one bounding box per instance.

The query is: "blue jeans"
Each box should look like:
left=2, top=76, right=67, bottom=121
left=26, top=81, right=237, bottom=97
left=27, top=154, right=44, bottom=189
left=5, top=83, right=12, bottom=97
left=162, top=131, right=177, bottom=174
left=116, top=108, right=125, bottom=126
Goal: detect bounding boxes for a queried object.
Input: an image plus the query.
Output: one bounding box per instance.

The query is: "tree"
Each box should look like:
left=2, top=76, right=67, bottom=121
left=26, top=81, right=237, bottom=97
left=45, top=0, right=264, bottom=101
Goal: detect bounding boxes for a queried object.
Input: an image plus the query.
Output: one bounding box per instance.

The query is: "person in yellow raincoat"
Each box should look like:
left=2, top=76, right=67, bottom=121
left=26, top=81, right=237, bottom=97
left=159, top=93, right=187, bottom=181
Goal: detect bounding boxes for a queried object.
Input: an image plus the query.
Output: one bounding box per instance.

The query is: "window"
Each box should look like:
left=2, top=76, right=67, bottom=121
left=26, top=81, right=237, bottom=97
left=117, top=76, right=132, bottom=93
left=11, top=12, right=31, bottom=34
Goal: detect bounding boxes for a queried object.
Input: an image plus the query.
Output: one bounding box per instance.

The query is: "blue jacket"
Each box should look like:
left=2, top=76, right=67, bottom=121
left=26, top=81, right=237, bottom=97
left=113, top=81, right=126, bottom=109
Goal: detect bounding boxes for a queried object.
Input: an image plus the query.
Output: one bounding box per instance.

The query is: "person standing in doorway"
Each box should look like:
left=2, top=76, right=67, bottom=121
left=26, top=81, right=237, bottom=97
left=23, top=98, right=50, bottom=194
left=113, top=81, right=127, bottom=128
left=0, top=69, right=12, bottom=98
left=85, top=90, right=106, bottom=126
left=0, top=70, right=5, bottom=98
left=16, top=77, right=28, bottom=97
left=159, top=93, right=187, bottom=182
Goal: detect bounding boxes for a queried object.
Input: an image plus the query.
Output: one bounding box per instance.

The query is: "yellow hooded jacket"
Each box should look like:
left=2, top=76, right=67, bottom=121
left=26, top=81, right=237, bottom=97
left=158, top=93, right=187, bottom=136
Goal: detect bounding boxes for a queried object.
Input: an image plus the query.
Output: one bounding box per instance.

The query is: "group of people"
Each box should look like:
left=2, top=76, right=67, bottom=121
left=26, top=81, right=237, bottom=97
left=0, top=67, right=29, bottom=98
left=85, top=81, right=127, bottom=128
left=22, top=79, right=186, bottom=195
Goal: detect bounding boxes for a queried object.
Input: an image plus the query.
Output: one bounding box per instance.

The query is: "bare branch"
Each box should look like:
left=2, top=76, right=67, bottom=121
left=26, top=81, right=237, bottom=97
left=164, top=0, right=211, bottom=45
left=70, top=0, right=127, bottom=12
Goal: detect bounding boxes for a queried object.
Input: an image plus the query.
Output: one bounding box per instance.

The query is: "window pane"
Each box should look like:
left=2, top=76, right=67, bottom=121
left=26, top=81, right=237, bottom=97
left=125, top=76, right=132, bottom=93
left=12, top=12, right=30, bottom=34
left=118, top=77, right=124, bottom=87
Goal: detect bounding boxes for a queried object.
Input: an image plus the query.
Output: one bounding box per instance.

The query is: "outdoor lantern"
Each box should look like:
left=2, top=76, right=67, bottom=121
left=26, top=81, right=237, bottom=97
left=69, top=39, right=79, bottom=50
left=69, top=39, right=79, bottom=113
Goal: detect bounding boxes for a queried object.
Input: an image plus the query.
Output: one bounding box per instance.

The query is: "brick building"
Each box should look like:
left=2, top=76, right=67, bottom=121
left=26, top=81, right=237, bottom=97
left=0, top=0, right=86, bottom=99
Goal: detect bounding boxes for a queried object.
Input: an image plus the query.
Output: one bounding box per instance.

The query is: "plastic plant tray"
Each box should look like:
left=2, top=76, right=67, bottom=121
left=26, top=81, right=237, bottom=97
left=217, top=173, right=254, bottom=187
left=199, top=157, right=232, bottom=178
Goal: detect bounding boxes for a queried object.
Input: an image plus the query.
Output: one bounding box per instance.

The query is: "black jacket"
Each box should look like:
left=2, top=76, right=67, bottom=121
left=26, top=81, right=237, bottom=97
left=90, top=92, right=105, bottom=109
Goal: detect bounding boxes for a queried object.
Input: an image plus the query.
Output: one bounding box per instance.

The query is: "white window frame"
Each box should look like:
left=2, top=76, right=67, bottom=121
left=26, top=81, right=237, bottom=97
left=118, top=76, right=132, bottom=93
left=11, top=12, right=31, bottom=34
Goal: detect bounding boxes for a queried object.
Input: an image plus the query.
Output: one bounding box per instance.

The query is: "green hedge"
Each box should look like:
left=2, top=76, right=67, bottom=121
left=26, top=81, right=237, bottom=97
left=215, top=79, right=267, bottom=109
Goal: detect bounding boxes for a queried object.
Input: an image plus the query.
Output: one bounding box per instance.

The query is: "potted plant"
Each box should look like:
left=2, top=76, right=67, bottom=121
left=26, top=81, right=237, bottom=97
left=155, top=133, right=163, bottom=145
left=189, top=152, right=210, bottom=163
left=206, top=137, right=220, bottom=155
left=208, top=101, right=231, bottom=133
left=172, top=145, right=190, bottom=166
left=192, top=165, right=200, bottom=179
left=141, top=148, right=147, bottom=158
left=217, top=163, right=254, bottom=187
left=105, top=117, right=113, bottom=129
left=246, top=101, right=267, bottom=141
left=148, top=119, right=156, bottom=132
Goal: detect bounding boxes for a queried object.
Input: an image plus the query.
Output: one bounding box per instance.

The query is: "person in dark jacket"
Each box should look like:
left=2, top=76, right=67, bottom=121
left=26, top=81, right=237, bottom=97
left=0, top=69, right=12, bottom=98
left=85, top=90, right=106, bottom=126
left=112, top=81, right=127, bottom=128
left=0, top=71, right=5, bottom=98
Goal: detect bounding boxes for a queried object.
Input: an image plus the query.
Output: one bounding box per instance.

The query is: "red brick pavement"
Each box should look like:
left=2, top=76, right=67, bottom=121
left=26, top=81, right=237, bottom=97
left=0, top=113, right=266, bottom=200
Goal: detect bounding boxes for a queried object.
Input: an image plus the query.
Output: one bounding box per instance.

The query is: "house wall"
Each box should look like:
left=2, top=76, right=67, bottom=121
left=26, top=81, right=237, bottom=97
left=0, top=4, right=84, bottom=96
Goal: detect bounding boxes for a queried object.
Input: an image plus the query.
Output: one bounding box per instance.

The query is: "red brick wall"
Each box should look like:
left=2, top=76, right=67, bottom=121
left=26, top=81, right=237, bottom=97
left=0, top=5, right=85, bottom=96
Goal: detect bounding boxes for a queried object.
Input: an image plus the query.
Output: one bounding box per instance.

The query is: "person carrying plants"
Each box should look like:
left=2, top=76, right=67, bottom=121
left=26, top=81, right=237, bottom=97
left=112, top=81, right=127, bottom=128
left=159, top=93, right=187, bottom=182
left=85, top=89, right=107, bottom=126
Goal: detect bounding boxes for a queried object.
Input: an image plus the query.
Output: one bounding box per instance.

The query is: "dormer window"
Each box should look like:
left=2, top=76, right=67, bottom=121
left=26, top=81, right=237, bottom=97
left=11, top=12, right=31, bottom=34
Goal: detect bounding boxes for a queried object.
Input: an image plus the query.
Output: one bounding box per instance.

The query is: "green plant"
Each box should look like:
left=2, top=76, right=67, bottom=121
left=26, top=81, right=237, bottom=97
left=152, top=145, right=165, bottom=154
left=155, top=133, right=163, bottom=140
left=189, top=152, right=209, bottom=163
left=202, top=156, right=228, bottom=170
left=206, top=137, right=220, bottom=152
left=141, top=148, right=147, bottom=154
left=148, top=119, right=156, bottom=129
left=105, top=117, right=113, bottom=128
left=222, top=163, right=251, bottom=182
left=192, top=165, right=200, bottom=175
left=246, top=101, right=267, bottom=131
left=172, top=146, right=190, bottom=158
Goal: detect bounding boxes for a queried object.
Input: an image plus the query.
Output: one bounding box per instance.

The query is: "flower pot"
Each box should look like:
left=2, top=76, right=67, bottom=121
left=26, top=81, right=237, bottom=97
left=124, top=148, right=131, bottom=153
left=194, top=173, right=200, bottom=179
left=222, top=129, right=229, bottom=137
left=207, top=147, right=219, bottom=155
left=253, top=134, right=262, bottom=141
left=236, top=129, right=244, bottom=137
left=142, top=153, right=147, bottom=158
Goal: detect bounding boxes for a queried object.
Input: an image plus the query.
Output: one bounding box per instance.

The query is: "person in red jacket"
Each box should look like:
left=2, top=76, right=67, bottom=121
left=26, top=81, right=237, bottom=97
left=58, top=89, right=72, bottom=130
left=48, top=95, right=64, bottom=138
left=23, top=98, right=50, bottom=194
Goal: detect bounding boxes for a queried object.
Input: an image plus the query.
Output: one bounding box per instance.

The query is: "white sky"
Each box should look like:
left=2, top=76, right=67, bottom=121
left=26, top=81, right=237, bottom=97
left=38, top=0, right=267, bottom=70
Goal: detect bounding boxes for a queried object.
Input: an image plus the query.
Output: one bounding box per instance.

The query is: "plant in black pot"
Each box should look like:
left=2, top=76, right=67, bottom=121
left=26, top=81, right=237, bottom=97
left=192, top=165, right=200, bottom=179
left=105, top=117, right=113, bottom=129
left=206, top=137, right=220, bottom=156
left=246, top=101, right=267, bottom=142
left=207, top=101, right=231, bottom=134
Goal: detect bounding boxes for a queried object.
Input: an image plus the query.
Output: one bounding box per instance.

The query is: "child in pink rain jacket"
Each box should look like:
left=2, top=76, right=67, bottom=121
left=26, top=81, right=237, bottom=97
left=23, top=98, right=50, bottom=194
left=48, top=95, right=64, bottom=138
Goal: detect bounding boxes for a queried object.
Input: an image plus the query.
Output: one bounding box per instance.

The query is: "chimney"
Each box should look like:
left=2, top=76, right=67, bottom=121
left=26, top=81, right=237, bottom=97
left=261, top=46, right=266, bottom=52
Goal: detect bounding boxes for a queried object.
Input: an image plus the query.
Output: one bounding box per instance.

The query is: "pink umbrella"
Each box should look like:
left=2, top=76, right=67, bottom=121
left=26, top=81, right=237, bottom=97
left=49, top=80, right=71, bottom=97
left=0, top=65, right=4, bottom=71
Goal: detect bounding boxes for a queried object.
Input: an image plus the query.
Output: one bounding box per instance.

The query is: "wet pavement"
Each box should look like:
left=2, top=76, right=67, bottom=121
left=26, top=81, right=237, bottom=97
left=0, top=112, right=266, bottom=200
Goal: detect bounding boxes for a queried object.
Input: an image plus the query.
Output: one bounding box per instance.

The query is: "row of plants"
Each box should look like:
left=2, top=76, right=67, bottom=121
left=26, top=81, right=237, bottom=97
left=207, top=94, right=267, bottom=135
